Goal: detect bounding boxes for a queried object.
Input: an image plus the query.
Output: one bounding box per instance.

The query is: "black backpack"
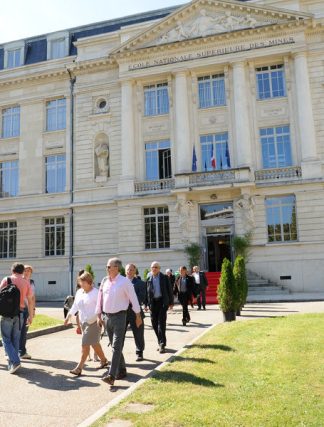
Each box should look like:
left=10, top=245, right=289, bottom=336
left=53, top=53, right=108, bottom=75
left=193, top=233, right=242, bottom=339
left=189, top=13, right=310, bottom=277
left=0, top=277, right=21, bottom=318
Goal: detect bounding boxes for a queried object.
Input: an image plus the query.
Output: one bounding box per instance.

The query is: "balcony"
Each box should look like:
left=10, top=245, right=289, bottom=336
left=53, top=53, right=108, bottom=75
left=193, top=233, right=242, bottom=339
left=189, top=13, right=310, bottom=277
left=175, top=167, right=251, bottom=189
left=134, top=178, right=175, bottom=193
left=255, top=166, right=302, bottom=182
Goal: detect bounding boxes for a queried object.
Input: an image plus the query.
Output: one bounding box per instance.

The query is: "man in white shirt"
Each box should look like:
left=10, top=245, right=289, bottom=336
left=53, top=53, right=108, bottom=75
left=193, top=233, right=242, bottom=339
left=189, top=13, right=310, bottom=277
left=96, top=257, right=142, bottom=386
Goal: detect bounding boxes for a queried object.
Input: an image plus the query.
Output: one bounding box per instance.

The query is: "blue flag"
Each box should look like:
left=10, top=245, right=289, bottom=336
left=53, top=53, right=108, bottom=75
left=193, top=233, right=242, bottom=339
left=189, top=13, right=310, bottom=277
left=192, top=146, right=197, bottom=172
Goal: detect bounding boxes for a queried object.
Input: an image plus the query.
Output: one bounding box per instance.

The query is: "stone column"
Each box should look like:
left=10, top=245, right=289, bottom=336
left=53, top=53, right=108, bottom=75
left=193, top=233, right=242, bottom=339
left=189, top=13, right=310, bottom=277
left=294, top=52, right=321, bottom=178
left=118, top=80, right=135, bottom=195
left=232, top=62, right=252, bottom=168
left=174, top=71, right=191, bottom=175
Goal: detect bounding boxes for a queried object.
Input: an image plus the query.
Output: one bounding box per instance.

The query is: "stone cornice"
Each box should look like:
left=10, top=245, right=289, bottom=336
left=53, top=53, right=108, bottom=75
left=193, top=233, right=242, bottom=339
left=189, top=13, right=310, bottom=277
left=115, top=21, right=309, bottom=64
left=0, top=57, right=76, bottom=88
left=111, top=0, right=313, bottom=57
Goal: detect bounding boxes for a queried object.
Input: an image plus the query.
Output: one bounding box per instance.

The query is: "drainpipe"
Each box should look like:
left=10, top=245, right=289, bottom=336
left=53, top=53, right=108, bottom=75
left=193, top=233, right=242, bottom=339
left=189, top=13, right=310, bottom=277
left=67, top=68, right=76, bottom=295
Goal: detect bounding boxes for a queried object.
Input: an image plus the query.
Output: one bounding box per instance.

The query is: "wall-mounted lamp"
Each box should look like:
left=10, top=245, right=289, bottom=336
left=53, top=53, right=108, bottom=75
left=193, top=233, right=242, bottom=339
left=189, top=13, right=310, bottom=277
left=210, top=193, right=217, bottom=200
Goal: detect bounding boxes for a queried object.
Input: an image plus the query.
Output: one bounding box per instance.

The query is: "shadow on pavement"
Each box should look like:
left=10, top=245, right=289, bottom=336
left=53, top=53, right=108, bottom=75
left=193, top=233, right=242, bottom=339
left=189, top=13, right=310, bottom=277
left=17, top=367, right=100, bottom=391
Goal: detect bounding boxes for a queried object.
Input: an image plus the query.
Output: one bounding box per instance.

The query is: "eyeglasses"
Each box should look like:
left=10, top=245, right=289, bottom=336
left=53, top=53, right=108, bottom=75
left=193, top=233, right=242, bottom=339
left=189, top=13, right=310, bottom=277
left=151, top=266, right=159, bottom=269
left=106, top=265, right=115, bottom=269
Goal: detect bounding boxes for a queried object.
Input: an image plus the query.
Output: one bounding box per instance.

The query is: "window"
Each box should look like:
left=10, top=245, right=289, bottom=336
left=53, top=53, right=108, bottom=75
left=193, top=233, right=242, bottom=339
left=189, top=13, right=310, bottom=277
left=145, top=140, right=171, bottom=180
left=45, top=155, right=66, bottom=193
left=0, top=221, right=17, bottom=258
left=198, top=74, right=226, bottom=108
left=144, top=83, right=169, bottom=116
left=266, top=195, right=297, bottom=243
left=45, top=217, right=65, bottom=256
left=200, top=133, right=230, bottom=171
left=47, top=32, right=69, bottom=60
left=256, top=64, right=286, bottom=99
left=0, top=161, right=19, bottom=198
left=46, top=98, right=66, bottom=131
left=7, top=49, right=22, bottom=68
left=2, top=106, right=20, bottom=138
left=144, top=207, right=170, bottom=249
left=260, top=125, right=292, bottom=169
left=4, top=42, right=24, bottom=69
left=51, top=39, right=66, bottom=59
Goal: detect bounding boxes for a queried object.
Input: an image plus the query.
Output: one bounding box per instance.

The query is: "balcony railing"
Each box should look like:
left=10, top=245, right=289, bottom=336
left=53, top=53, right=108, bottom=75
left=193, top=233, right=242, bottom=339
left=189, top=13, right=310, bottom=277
left=189, top=170, right=236, bottom=187
left=255, top=166, right=302, bottom=181
left=134, top=178, right=175, bottom=193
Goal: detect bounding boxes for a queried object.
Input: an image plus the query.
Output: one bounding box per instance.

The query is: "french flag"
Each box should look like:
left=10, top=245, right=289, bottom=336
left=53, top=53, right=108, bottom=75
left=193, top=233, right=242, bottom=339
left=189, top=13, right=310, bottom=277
left=210, top=145, right=216, bottom=169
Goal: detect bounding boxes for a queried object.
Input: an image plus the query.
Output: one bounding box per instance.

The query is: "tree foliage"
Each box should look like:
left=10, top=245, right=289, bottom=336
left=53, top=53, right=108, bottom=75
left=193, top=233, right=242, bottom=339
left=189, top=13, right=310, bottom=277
left=184, top=242, right=202, bottom=269
left=218, top=258, right=239, bottom=312
left=233, top=256, right=248, bottom=308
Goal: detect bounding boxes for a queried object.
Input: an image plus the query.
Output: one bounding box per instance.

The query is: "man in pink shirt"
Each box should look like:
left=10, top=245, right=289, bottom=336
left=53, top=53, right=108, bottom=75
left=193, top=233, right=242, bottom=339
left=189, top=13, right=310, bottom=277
left=0, top=263, right=34, bottom=374
left=96, top=257, right=142, bottom=386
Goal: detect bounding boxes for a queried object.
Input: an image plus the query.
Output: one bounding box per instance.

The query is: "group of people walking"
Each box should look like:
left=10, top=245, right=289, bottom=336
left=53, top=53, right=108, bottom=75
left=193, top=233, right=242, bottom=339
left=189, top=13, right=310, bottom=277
left=65, top=258, right=208, bottom=386
left=0, top=258, right=207, bottom=387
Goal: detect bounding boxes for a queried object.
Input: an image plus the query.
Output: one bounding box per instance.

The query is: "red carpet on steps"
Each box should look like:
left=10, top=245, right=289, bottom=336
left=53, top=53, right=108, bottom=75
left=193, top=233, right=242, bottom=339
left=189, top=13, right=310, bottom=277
left=205, top=272, right=221, bottom=304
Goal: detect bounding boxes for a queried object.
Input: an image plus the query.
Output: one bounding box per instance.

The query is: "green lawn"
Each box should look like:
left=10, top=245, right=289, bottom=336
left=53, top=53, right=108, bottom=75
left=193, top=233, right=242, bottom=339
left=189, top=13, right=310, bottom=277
left=93, top=313, right=324, bottom=427
left=28, top=314, right=63, bottom=331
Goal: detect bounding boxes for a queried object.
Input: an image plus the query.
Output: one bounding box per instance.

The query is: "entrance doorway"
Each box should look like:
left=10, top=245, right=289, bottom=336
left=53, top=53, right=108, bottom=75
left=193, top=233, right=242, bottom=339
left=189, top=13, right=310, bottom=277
left=200, top=202, right=234, bottom=272
left=207, top=234, right=231, bottom=272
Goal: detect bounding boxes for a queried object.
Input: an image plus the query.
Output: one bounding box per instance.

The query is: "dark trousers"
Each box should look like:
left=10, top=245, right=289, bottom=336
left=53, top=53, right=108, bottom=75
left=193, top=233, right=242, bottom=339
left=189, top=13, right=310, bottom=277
left=125, top=308, right=145, bottom=355
left=197, top=286, right=206, bottom=308
left=19, top=307, right=29, bottom=356
left=104, top=311, right=127, bottom=379
left=178, top=292, right=190, bottom=322
left=150, top=298, right=168, bottom=346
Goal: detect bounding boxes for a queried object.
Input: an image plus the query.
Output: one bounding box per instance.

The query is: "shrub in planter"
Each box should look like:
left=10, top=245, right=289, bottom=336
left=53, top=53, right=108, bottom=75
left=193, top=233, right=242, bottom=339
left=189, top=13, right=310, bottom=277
left=233, top=256, right=248, bottom=315
left=184, top=242, right=202, bottom=270
left=218, top=258, right=239, bottom=322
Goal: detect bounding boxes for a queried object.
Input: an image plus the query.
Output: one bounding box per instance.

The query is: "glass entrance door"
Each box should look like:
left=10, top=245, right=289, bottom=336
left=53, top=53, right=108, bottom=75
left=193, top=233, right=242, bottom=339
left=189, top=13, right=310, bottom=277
left=207, top=234, right=232, bottom=272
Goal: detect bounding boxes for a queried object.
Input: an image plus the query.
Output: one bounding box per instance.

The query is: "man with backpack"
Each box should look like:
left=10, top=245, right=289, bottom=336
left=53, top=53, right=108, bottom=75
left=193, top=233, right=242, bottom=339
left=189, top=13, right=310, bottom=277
left=0, top=263, right=34, bottom=374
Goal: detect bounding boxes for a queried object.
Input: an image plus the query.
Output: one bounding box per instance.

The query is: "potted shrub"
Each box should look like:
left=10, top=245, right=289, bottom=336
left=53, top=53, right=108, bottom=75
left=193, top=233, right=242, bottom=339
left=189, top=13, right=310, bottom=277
left=218, top=258, right=239, bottom=322
left=233, top=256, right=248, bottom=316
left=232, top=232, right=251, bottom=260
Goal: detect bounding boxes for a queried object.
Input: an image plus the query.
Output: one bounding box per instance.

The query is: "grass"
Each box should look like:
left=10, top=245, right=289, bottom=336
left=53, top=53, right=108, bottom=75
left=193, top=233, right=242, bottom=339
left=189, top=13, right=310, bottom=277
left=93, top=313, right=324, bottom=427
left=28, top=314, right=63, bottom=331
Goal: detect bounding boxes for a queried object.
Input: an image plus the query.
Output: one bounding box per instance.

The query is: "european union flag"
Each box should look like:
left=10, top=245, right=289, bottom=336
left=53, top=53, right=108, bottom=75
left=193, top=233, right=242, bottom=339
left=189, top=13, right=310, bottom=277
left=192, top=146, right=197, bottom=172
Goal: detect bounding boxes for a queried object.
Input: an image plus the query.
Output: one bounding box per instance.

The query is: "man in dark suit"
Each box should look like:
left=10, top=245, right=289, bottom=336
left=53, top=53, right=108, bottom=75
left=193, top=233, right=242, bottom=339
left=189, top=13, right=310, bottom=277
left=174, top=266, right=195, bottom=326
left=145, top=261, right=173, bottom=353
left=125, top=263, right=146, bottom=361
left=192, top=265, right=208, bottom=310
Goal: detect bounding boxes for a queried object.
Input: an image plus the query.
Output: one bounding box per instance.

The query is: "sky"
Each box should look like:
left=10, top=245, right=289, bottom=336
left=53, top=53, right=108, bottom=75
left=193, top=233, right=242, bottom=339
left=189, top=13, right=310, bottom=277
left=0, top=0, right=189, bottom=44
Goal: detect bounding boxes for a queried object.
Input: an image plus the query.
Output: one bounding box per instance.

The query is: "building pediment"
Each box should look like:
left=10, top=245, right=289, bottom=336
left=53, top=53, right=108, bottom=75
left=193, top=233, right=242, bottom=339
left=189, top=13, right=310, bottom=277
left=113, top=0, right=312, bottom=55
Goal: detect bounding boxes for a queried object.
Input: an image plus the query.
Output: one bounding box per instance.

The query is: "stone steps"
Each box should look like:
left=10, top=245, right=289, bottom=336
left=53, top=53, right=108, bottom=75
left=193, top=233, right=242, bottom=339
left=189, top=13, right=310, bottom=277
left=247, top=270, right=290, bottom=302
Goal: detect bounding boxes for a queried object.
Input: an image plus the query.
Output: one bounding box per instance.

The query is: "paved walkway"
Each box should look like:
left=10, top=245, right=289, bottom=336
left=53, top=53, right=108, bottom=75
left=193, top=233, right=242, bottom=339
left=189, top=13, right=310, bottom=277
left=0, top=301, right=323, bottom=427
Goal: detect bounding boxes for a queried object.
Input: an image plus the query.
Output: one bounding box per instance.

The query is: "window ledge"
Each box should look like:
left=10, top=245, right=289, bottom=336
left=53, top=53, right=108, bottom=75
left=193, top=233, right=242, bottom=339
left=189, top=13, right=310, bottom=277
left=43, top=129, right=66, bottom=135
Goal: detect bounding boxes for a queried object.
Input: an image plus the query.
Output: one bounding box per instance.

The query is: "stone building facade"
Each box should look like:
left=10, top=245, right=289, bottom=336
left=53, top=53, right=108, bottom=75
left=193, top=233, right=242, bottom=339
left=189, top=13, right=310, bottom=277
left=0, top=0, right=323, bottom=298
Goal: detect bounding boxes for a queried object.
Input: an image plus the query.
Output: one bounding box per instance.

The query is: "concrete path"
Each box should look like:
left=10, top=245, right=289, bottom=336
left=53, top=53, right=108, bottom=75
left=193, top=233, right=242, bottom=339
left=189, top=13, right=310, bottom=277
left=0, top=301, right=323, bottom=427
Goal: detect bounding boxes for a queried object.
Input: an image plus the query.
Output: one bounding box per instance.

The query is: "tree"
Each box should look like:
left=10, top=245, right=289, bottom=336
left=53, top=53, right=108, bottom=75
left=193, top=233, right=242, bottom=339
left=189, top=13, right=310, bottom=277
left=232, top=232, right=251, bottom=260
left=84, top=264, right=95, bottom=281
left=233, top=256, right=248, bottom=310
left=184, top=242, right=202, bottom=269
left=218, top=258, right=239, bottom=320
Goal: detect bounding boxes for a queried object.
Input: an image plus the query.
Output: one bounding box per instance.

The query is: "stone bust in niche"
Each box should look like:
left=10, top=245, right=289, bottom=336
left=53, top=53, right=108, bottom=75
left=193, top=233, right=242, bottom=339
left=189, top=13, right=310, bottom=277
left=95, top=135, right=109, bottom=178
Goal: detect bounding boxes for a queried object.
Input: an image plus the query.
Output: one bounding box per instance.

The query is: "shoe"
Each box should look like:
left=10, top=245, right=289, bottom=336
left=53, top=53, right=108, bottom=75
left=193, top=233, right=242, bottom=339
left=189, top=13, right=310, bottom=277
left=159, top=344, right=166, bottom=354
left=94, top=353, right=100, bottom=362
left=69, top=367, right=82, bottom=376
left=203, top=307, right=206, bottom=310
left=96, top=359, right=109, bottom=370
left=182, top=320, right=186, bottom=326
left=136, top=354, right=143, bottom=362
left=102, top=374, right=115, bottom=385
left=20, top=353, right=32, bottom=360
left=116, top=370, right=127, bottom=380
left=197, top=307, right=201, bottom=310
left=9, top=364, right=21, bottom=374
